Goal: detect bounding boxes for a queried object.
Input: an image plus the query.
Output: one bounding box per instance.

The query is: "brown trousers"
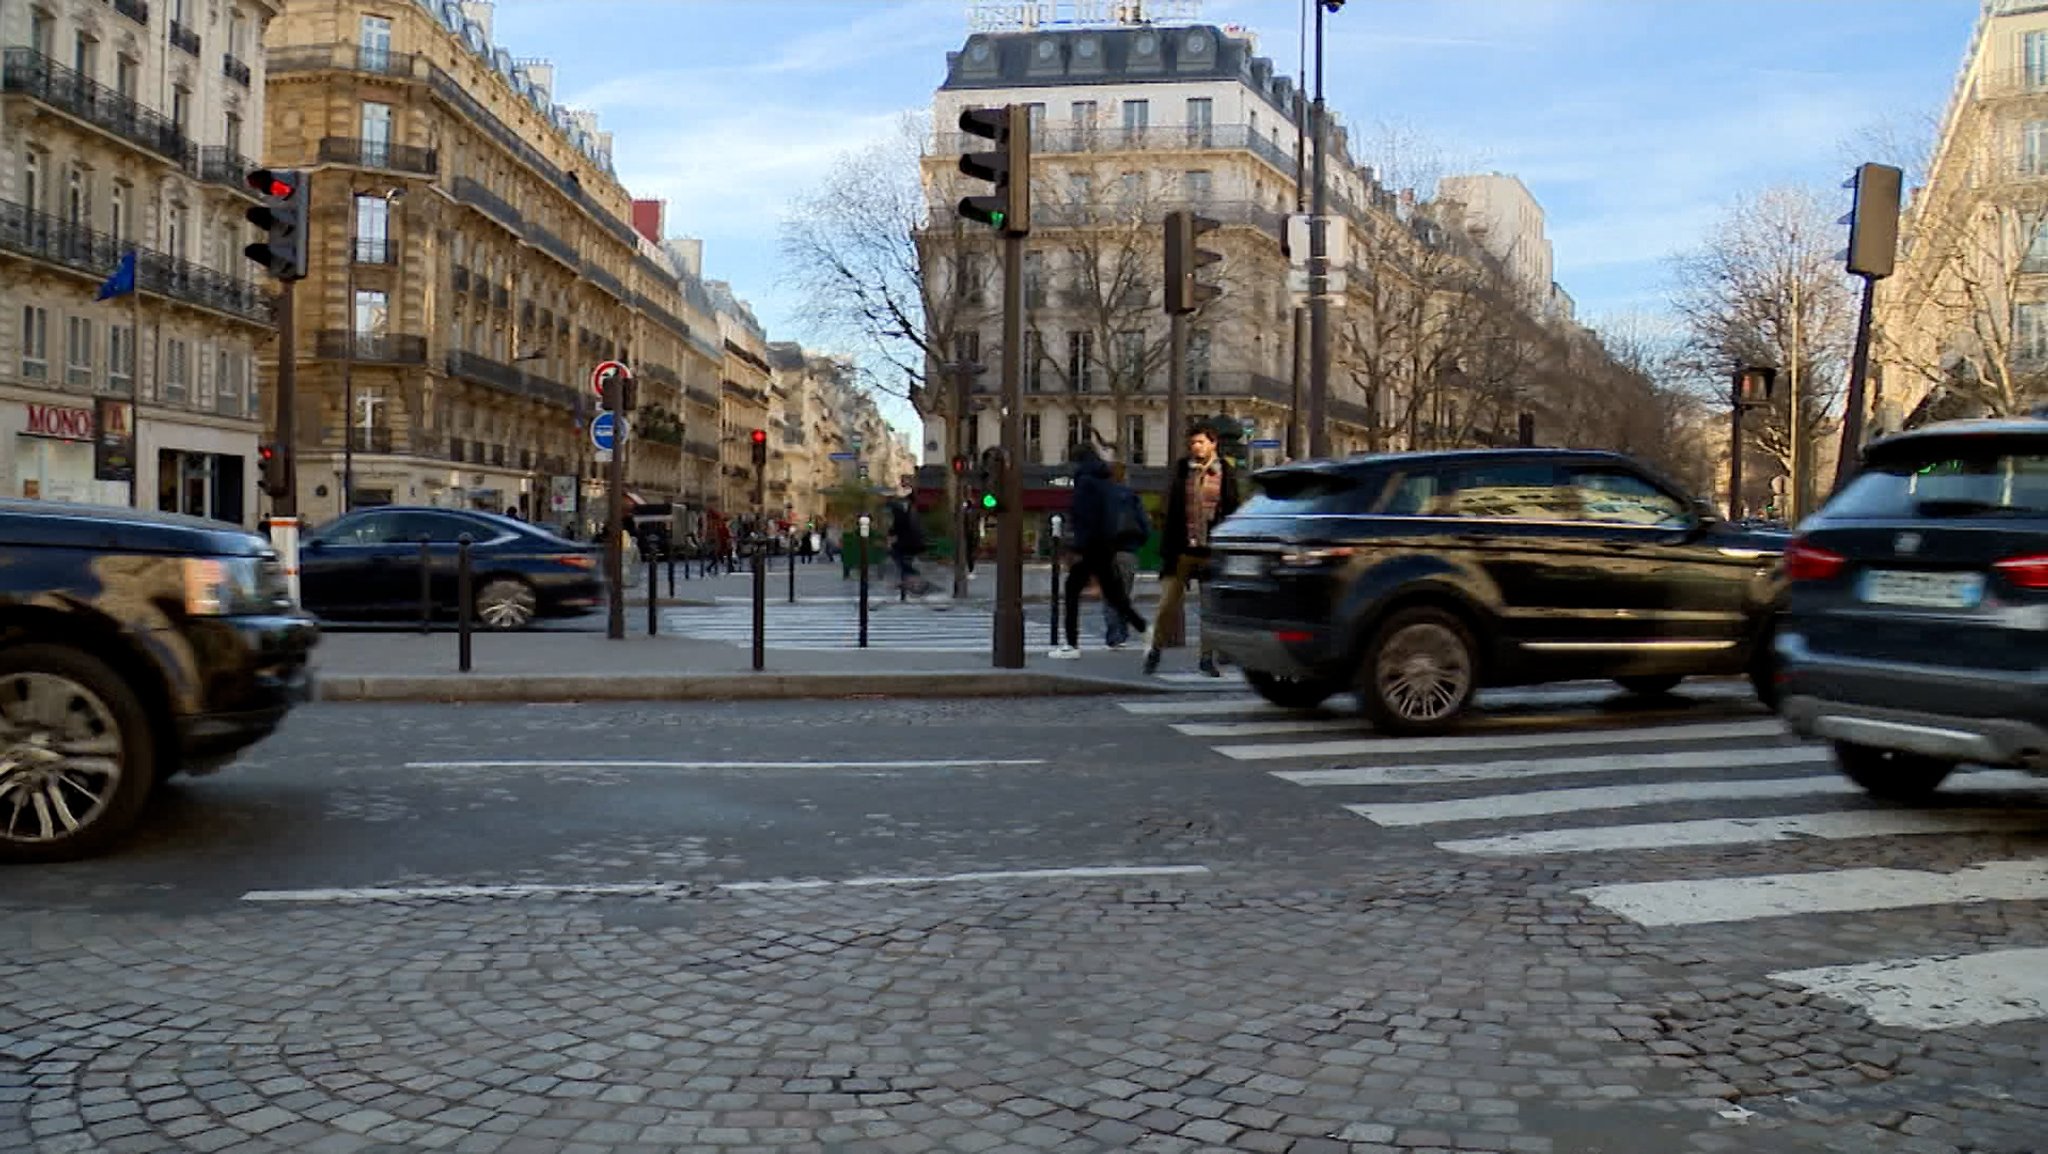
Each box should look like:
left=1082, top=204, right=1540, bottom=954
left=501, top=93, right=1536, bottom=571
left=1151, top=553, right=1209, bottom=656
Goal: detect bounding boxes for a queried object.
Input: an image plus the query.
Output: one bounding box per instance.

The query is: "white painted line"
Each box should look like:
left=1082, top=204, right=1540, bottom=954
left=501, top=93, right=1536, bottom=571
left=1118, top=696, right=1275, bottom=717
left=1217, top=719, right=1789, bottom=761
left=1438, top=809, right=2044, bottom=857
left=1346, top=775, right=1863, bottom=827
left=403, top=758, right=1046, bottom=771
left=1769, top=947, right=2048, bottom=1031
left=1174, top=717, right=1360, bottom=737
left=1579, top=857, right=2048, bottom=927
left=1276, top=745, right=1831, bottom=787
left=242, top=864, right=1212, bottom=904
left=1117, top=681, right=1757, bottom=718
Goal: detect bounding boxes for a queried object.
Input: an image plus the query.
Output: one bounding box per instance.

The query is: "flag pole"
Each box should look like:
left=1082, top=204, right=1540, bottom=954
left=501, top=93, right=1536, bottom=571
left=131, top=249, right=144, bottom=508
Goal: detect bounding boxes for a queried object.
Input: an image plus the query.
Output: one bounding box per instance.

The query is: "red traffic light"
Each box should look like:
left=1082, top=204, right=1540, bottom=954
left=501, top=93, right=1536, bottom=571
left=257, top=444, right=276, bottom=462
left=750, top=429, right=767, bottom=445
left=950, top=454, right=968, bottom=475
left=245, top=168, right=295, bottom=199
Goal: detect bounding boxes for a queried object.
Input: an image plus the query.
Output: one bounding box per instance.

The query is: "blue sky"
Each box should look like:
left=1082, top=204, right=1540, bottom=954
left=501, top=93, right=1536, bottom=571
left=489, top=0, right=1976, bottom=426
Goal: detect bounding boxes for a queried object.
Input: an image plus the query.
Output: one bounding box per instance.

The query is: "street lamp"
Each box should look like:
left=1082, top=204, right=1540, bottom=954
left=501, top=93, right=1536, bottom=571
left=1305, top=0, right=1343, bottom=459
left=343, top=185, right=405, bottom=514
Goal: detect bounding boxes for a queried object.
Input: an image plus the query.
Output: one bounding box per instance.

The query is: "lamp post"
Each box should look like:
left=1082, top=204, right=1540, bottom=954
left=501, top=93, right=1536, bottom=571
left=343, top=186, right=404, bottom=514
left=1306, top=0, right=1343, bottom=459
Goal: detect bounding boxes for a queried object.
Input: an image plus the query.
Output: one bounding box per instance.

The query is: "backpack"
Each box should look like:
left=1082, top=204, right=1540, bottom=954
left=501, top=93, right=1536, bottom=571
left=1111, top=485, right=1150, bottom=550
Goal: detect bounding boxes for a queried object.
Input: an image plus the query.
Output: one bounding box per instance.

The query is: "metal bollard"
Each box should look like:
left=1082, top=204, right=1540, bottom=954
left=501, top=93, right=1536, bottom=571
left=750, top=539, right=766, bottom=671
left=647, top=547, right=659, bottom=636
left=788, top=539, right=797, bottom=604
left=666, top=551, right=675, bottom=597
left=417, top=536, right=432, bottom=635
left=857, top=514, right=871, bottom=649
left=457, top=533, right=474, bottom=673
left=1048, top=514, right=1065, bottom=648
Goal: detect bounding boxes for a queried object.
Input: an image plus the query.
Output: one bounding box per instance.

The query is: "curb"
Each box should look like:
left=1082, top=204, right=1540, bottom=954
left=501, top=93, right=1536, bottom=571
left=314, top=671, right=1177, bottom=704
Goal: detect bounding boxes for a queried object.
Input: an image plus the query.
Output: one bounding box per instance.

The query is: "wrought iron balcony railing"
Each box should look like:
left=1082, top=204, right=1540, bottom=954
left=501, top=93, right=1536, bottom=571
left=267, top=44, right=422, bottom=80
left=318, top=136, right=438, bottom=176
left=451, top=264, right=471, bottom=292
left=168, top=20, right=199, bottom=56
left=524, top=221, right=577, bottom=268
left=222, top=54, right=251, bottom=87
left=349, top=427, right=395, bottom=453
left=351, top=237, right=400, bottom=265
left=1, top=49, right=192, bottom=167
left=451, top=175, right=522, bottom=230
left=113, top=0, right=149, bottom=25
left=0, top=199, right=269, bottom=325
left=197, top=146, right=256, bottom=195
left=313, top=331, right=427, bottom=364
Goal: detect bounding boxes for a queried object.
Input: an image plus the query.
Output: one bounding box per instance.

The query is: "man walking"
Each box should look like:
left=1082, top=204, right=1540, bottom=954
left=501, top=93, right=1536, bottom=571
left=886, top=476, right=932, bottom=597
left=1146, top=423, right=1240, bottom=676
left=1103, top=459, right=1149, bottom=650
left=1050, top=445, right=1148, bottom=659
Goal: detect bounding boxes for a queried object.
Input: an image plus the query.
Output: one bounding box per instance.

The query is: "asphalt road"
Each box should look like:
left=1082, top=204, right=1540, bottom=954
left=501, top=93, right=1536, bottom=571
left=3, top=685, right=2044, bottom=1154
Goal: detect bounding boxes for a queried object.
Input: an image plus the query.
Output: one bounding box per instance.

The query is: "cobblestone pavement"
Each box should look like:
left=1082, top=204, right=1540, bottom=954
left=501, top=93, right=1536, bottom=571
left=1, top=692, right=2042, bottom=1153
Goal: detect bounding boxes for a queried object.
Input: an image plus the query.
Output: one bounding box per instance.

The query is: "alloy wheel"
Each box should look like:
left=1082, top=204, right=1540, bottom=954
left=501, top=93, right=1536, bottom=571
left=476, top=580, right=537, bottom=630
left=1375, top=622, right=1472, bottom=723
left=0, top=672, right=124, bottom=846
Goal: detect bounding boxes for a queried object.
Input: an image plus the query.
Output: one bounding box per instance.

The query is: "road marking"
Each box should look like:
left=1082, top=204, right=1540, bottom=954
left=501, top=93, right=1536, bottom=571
left=1117, top=681, right=1760, bottom=718
left=1173, top=717, right=1359, bottom=737
left=404, top=758, right=1047, bottom=771
left=1579, top=858, right=2048, bottom=927
left=1437, top=808, right=2044, bottom=857
left=1276, top=745, right=1832, bottom=787
left=1117, top=696, right=1280, bottom=717
left=1215, top=718, right=1789, bottom=761
left=1346, top=775, right=1867, bottom=827
left=242, top=864, right=1212, bottom=904
left=1768, top=947, right=2048, bottom=1031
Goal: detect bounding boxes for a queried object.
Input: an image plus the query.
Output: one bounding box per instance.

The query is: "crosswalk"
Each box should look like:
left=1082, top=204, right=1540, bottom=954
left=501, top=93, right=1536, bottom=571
left=1118, top=682, right=2048, bottom=1033
left=661, top=599, right=997, bottom=651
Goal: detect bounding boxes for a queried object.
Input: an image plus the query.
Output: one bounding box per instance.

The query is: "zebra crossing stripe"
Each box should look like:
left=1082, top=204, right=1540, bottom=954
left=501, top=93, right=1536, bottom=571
left=1578, top=857, right=2048, bottom=927
left=1768, top=947, right=2048, bottom=1031
left=1436, top=808, right=2044, bottom=857
left=1215, top=718, right=1789, bottom=761
left=1346, top=775, right=1862, bottom=827
left=1117, top=696, right=1278, bottom=717
left=1172, top=717, right=1356, bottom=737
left=1274, top=745, right=1830, bottom=787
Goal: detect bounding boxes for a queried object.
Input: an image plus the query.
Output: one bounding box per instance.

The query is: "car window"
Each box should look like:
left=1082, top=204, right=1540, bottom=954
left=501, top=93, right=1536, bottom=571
left=385, top=511, right=506, bottom=543
left=315, top=511, right=398, bottom=545
left=1428, top=463, right=1575, bottom=520
left=1239, top=471, right=1375, bottom=516
left=1381, top=469, right=1444, bottom=515
left=1567, top=468, right=1691, bottom=527
left=1829, top=445, right=2048, bottom=518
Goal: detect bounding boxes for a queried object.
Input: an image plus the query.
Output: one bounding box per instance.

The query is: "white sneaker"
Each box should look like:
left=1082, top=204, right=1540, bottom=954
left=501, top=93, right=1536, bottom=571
left=1046, top=646, right=1081, bottom=659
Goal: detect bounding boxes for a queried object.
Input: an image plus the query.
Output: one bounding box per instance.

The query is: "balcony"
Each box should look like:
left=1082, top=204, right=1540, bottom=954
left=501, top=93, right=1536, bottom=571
left=492, top=282, right=509, bottom=310
left=313, top=331, right=427, bottom=364
left=684, top=384, right=719, bottom=409
left=445, top=350, right=578, bottom=409
left=451, top=175, right=522, bottom=231
left=351, top=237, right=400, bottom=266
left=684, top=440, right=720, bottom=461
left=0, top=200, right=269, bottom=325
left=936, top=122, right=1298, bottom=177
left=348, top=427, right=396, bottom=453
left=114, top=0, right=149, bottom=25
left=197, top=146, right=256, bottom=195
left=1028, top=197, right=1284, bottom=234
left=1, top=49, right=192, bottom=167
left=582, top=259, right=626, bottom=301
left=214, top=391, right=246, bottom=417
left=169, top=20, right=200, bottom=57
left=267, top=44, right=422, bottom=81
left=318, top=136, right=438, bottom=177
left=451, top=264, right=470, bottom=292
left=222, top=54, right=251, bottom=88
left=523, top=220, right=577, bottom=268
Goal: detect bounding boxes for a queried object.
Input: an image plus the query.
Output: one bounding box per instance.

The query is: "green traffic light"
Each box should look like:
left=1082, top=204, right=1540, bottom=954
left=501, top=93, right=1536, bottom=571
left=981, top=493, right=998, bottom=509
left=989, top=211, right=1005, bottom=229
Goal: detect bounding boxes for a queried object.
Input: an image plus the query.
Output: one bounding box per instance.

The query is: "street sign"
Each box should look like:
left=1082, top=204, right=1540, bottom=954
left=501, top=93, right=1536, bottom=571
left=1251, top=438, right=1282, bottom=449
left=589, top=359, right=627, bottom=398
left=828, top=451, right=857, bottom=461
left=591, top=411, right=628, bottom=452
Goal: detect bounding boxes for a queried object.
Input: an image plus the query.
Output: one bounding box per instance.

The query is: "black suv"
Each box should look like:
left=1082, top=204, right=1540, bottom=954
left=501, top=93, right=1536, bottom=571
left=1203, top=448, right=1787, bottom=733
left=1778, top=416, right=2048, bottom=799
left=0, top=501, right=318, bottom=862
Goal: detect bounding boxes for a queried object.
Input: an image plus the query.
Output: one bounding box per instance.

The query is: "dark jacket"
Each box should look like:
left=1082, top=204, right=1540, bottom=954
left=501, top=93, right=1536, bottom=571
left=888, top=497, right=925, bottom=554
left=1066, top=453, right=1117, bottom=553
left=1160, top=455, right=1241, bottom=568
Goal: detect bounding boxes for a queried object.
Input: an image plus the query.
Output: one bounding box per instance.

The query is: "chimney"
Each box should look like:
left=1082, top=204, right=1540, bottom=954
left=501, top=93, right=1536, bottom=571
left=518, top=59, right=553, bottom=102
left=459, top=0, right=494, bottom=41
left=668, top=238, right=703, bottom=278
left=631, top=199, right=666, bottom=244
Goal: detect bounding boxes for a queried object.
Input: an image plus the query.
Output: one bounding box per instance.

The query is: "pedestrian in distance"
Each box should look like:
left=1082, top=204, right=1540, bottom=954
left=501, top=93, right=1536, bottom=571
left=1102, top=459, right=1149, bottom=650
left=1050, top=444, right=1149, bottom=659
left=1145, top=422, right=1240, bottom=677
left=887, top=477, right=934, bottom=597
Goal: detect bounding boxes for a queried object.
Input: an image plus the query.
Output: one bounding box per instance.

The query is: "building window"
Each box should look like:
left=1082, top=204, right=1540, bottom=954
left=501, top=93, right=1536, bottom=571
left=1121, top=99, right=1149, bottom=140
left=354, top=193, right=391, bottom=262
left=166, top=207, right=186, bottom=261
left=1124, top=414, right=1146, bottom=466
left=2028, top=221, right=2048, bottom=272
left=1115, top=329, right=1146, bottom=387
left=1185, top=170, right=1213, bottom=201
left=361, top=102, right=394, bottom=166
left=1024, top=413, right=1043, bottom=463
left=2029, top=30, right=2048, bottom=90
left=1066, top=331, right=1094, bottom=393
left=959, top=251, right=985, bottom=305
left=21, top=151, right=40, bottom=213
left=1066, top=172, right=1091, bottom=204
left=1070, top=100, right=1097, bottom=147
left=360, top=15, right=393, bottom=68
left=1024, top=251, right=1045, bottom=307
left=1190, top=328, right=1212, bottom=392
left=225, top=112, right=242, bottom=158
left=115, top=56, right=138, bottom=101
left=64, top=167, right=86, bottom=229
left=109, top=182, right=129, bottom=244
left=2018, top=302, right=2048, bottom=362
left=217, top=348, right=243, bottom=404
left=172, top=86, right=190, bottom=136
left=2024, top=120, right=2048, bottom=176
left=1024, top=330, right=1044, bottom=393
left=73, top=33, right=97, bottom=82
left=951, top=330, right=980, bottom=371
left=109, top=324, right=134, bottom=394
left=164, top=339, right=189, bottom=400
left=28, top=9, right=53, bottom=56
left=1118, top=171, right=1142, bottom=204
left=1185, top=97, right=1213, bottom=145
left=20, top=306, right=48, bottom=380
left=1066, top=414, right=1097, bottom=453
left=66, top=317, right=95, bottom=388
left=1024, top=101, right=1046, bottom=144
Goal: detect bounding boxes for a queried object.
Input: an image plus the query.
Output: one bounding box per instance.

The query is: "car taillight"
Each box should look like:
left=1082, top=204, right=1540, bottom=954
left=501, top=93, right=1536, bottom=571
left=557, top=554, right=596, bottom=570
left=1783, top=539, right=1847, bottom=583
left=1993, top=552, right=2048, bottom=590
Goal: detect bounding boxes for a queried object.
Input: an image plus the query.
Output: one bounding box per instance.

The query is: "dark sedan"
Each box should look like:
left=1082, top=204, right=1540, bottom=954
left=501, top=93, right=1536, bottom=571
left=299, top=507, right=603, bottom=629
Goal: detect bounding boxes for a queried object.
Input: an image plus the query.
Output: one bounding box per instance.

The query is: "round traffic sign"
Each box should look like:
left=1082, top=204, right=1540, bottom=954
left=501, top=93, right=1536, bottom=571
left=590, top=360, right=627, bottom=398
left=590, top=411, right=629, bottom=452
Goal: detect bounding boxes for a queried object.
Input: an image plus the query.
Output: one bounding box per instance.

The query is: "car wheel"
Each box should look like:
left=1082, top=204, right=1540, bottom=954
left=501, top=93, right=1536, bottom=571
left=1833, top=742, right=1955, bottom=801
left=1244, top=670, right=1338, bottom=711
left=0, top=644, right=158, bottom=864
left=1359, top=607, right=1477, bottom=735
left=1615, top=675, right=1684, bottom=696
left=474, top=578, right=538, bottom=630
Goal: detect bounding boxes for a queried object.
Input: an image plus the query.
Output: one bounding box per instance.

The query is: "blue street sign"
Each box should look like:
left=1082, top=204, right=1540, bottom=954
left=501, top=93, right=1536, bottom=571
left=828, top=451, right=857, bottom=461
left=591, top=411, right=620, bottom=452
left=1250, top=438, right=1282, bottom=449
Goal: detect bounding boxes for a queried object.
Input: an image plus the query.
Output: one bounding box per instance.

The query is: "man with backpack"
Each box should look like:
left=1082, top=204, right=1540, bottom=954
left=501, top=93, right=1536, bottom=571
left=1050, top=445, right=1148, bottom=659
left=1146, top=422, right=1240, bottom=677
left=1103, top=459, right=1150, bottom=649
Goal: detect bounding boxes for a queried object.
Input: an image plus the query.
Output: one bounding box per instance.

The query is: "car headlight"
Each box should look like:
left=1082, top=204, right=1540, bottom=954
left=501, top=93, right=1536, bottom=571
left=183, top=555, right=293, bottom=616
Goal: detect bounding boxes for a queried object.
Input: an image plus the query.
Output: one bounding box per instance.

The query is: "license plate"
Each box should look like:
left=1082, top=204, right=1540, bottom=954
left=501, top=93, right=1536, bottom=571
left=1860, top=569, right=1985, bottom=609
left=1221, top=553, right=1265, bottom=578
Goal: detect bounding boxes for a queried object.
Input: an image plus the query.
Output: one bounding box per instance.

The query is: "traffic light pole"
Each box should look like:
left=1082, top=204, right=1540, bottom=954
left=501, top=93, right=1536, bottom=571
left=1306, top=1, right=1332, bottom=460
left=952, top=365, right=970, bottom=600
left=993, top=231, right=1026, bottom=669
left=1167, top=312, right=1187, bottom=464
left=605, top=399, right=626, bottom=641
left=1728, top=378, right=1744, bottom=521
left=273, top=280, right=299, bottom=518
left=1833, top=274, right=1878, bottom=495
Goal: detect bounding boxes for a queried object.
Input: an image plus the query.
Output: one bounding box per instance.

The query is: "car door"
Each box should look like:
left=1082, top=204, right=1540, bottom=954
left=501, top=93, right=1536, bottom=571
left=1426, top=460, right=1597, bottom=654
left=298, top=510, right=402, bottom=617
left=383, top=511, right=496, bottom=614
left=1562, top=463, right=1757, bottom=658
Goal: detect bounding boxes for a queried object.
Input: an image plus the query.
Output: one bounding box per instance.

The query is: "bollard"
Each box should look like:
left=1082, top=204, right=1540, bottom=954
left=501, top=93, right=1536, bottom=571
left=750, top=538, right=767, bottom=671
left=417, top=536, right=432, bottom=635
left=457, top=533, right=474, bottom=673
left=647, top=547, right=659, bottom=636
left=666, top=550, right=675, bottom=597
left=856, top=514, right=871, bottom=649
left=1048, top=514, right=1065, bottom=649
left=788, top=537, right=797, bottom=604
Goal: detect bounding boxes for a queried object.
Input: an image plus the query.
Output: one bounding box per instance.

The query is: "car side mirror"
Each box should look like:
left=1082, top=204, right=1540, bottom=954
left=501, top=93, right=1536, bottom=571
left=302, top=537, right=325, bottom=552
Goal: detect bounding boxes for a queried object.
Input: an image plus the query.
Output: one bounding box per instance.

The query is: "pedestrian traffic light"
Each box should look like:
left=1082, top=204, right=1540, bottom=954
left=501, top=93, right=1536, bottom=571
left=950, top=454, right=969, bottom=476
left=958, top=105, right=1031, bottom=236
left=257, top=442, right=287, bottom=498
left=1845, top=162, right=1903, bottom=281
left=1164, top=210, right=1223, bottom=315
left=750, top=428, right=768, bottom=468
left=243, top=169, right=309, bottom=281
left=977, top=446, right=1007, bottom=514
left=1734, top=366, right=1777, bottom=408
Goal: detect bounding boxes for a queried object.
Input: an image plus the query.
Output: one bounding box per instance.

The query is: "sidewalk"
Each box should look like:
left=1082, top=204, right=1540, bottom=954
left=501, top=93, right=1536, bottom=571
left=310, top=627, right=1225, bottom=704
left=622, top=560, right=1167, bottom=607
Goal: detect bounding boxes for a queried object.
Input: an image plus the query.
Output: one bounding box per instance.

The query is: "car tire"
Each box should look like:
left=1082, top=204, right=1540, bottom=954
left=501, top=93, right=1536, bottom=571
left=1244, top=670, right=1339, bottom=711
left=1833, top=741, right=1956, bottom=801
left=1358, top=607, right=1477, bottom=735
left=1615, top=675, right=1684, bottom=696
left=0, top=644, right=158, bottom=864
left=474, top=578, right=538, bottom=631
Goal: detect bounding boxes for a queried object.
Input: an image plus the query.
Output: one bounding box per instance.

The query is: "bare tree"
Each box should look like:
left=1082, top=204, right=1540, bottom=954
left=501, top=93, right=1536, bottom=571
left=1670, top=186, right=1858, bottom=517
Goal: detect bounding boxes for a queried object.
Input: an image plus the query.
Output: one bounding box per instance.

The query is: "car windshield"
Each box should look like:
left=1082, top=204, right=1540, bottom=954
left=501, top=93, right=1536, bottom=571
left=1829, top=444, right=2048, bottom=519
left=1239, top=472, right=1369, bottom=517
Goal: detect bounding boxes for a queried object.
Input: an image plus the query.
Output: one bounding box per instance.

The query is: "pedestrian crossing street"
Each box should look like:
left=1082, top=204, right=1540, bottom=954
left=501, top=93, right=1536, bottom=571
left=1120, top=681, right=2048, bottom=1033
left=662, top=599, right=997, bottom=652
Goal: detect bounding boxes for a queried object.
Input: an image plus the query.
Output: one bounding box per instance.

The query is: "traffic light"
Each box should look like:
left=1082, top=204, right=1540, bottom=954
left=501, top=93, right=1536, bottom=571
left=1164, top=210, right=1223, bottom=315
left=1845, top=162, right=1903, bottom=280
left=957, top=105, right=1031, bottom=236
left=950, top=454, right=969, bottom=477
left=257, top=443, right=287, bottom=498
left=243, top=169, right=309, bottom=281
left=750, top=428, right=768, bottom=468
left=1734, top=366, right=1777, bottom=409
left=977, top=446, right=1007, bottom=514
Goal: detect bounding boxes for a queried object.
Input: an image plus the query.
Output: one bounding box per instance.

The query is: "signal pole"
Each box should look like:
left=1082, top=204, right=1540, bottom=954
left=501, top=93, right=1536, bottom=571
left=273, top=281, right=298, bottom=519
left=995, top=224, right=1025, bottom=668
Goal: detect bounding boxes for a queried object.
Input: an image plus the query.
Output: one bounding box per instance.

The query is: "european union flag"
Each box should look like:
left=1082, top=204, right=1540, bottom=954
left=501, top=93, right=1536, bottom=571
left=96, top=250, right=137, bottom=301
